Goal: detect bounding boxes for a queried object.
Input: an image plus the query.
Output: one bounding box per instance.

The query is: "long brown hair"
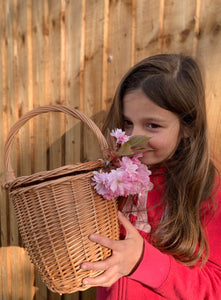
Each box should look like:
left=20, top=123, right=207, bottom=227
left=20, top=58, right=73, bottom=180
left=103, top=54, right=217, bottom=265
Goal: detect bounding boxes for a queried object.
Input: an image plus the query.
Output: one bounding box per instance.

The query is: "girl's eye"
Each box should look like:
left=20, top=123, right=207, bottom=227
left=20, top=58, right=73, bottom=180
left=147, top=123, right=160, bottom=129
left=123, top=119, right=133, bottom=128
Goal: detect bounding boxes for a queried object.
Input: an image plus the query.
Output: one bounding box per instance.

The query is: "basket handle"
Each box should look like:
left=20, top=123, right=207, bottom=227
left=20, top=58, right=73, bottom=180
left=4, top=104, right=109, bottom=184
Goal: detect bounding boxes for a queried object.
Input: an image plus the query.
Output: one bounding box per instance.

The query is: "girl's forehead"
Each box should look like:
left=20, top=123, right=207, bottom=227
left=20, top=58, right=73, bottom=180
left=123, top=91, right=180, bottom=123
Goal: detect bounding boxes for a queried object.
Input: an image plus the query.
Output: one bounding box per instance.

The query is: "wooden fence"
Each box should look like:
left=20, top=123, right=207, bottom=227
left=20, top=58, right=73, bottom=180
left=1, top=0, right=221, bottom=299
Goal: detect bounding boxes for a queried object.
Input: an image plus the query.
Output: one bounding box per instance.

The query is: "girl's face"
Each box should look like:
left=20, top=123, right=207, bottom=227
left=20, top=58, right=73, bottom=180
left=123, top=90, right=181, bottom=166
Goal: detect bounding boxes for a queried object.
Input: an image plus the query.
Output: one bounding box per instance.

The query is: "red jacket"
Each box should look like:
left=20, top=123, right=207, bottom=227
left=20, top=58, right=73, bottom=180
left=97, top=175, right=221, bottom=299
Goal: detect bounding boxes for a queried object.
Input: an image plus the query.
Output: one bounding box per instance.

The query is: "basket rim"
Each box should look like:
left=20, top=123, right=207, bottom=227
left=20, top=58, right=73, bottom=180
left=6, top=159, right=106, bottom=191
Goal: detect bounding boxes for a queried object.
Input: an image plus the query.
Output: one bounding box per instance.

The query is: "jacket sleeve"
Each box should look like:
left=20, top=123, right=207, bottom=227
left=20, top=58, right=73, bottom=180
left=128, top=190, right=221, bottom=300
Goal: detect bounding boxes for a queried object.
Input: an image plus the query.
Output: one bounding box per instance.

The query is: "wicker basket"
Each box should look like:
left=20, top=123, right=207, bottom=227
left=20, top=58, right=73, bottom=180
left=4, top=105, right=119, bottom=294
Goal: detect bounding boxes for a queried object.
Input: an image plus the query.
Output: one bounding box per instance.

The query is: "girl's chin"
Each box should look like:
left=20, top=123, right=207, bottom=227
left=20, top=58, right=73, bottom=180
left=139, top=157, right=153, bottom=166
left=140, top=151, right=154, bottom=165
left=140, top=152, right=164, bottom=166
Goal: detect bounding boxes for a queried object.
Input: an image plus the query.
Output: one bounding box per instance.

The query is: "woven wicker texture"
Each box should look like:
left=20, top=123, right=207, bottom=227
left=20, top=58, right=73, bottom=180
left=4, top=105, right=119, bottom=294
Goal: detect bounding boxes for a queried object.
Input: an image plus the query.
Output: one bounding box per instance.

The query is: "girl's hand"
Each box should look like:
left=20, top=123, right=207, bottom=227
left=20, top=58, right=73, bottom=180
left=81, top=211, right=144, bottom=287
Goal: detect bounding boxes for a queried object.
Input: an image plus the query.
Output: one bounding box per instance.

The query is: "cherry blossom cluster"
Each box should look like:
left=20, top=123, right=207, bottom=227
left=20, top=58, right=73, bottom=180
left=92, top=129, right=153, bottom=200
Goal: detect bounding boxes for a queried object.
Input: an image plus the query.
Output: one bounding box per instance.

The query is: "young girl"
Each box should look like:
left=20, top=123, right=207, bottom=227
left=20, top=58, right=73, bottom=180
left=81, top=54, right=221, bottom=299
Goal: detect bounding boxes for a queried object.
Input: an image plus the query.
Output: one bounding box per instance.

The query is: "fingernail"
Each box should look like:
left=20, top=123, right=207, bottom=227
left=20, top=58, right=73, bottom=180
left=89, top=233, right=97, bottom=240
left=83, top=279, right=88, bottom=285
left=81, top=263, right=87, bottom=270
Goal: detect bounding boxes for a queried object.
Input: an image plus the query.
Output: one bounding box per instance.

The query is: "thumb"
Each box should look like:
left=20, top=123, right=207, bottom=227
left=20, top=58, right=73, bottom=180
left=118, top=211, right=138, bottom=238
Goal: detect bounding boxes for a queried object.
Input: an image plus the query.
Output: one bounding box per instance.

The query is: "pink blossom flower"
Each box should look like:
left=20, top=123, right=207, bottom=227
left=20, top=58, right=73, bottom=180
left=110, top=129, right=130, bottom=145
left=120, top=156, right=138, bottom=178
left=108, top=169, right=131, bottom=197
left=92, top=171, right=110, bottom=197
left=91, top=128, right=153, bottom=200
left=92, top=156, right=152, bottom=200
left=131, top=154, right=143, bottom=165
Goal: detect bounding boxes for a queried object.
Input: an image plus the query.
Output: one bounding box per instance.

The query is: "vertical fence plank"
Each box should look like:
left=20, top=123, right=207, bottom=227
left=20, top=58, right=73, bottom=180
left=134, top=0, right=161, bottom=62
left=47, top=0, right=64, bottom=173
left=81, top=0, right=107, bottom=294
left=28, top=0, right=48, bottom=286
left=10, top=245, right=20, bottom=300
left=0, top=0, right=8, bottom=250
left=16, top=2, right=35, bottom=298
left=196, top=0, right=221, bottom=171
left=47, top=3, right=62, bottom=298
left=81, top=288, right=97, bottom=300
left=17, top=0, right=32, bottom=177
left=34, top=272, right=48, bottom=300
left=5, top=3, right=22, bottom=300
left=1, top=1, right=10, bottom=299
left=82, top=0, right=106, bottom=162
left=8, top=0, right=20, bottom=248
left=0, top=248, right=9, bottom=300
left=63, top=292, right=80, bottom=300
left=20, top=247, right=36, bottom=299
left=48, top=291, right=61, bottom=300
left=32, top=0, right=48, bottom=175
left=0, top=3, right=3, bottom=299
left=105, top=0, right=133, bottom=111
left=31, top=2, right=49, bottom=299
left=64, top=0, right=84, bottom=166
left=4, top=3, right=22, bottom=296
left=160, top=0, right=196, bottom=55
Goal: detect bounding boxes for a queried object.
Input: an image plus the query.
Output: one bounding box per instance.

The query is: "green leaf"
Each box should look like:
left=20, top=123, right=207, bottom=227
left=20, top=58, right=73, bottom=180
left=128, top=135, right=151, bottom=148
left=118, top=142, right=134, bottom=156
left=106, top=132, right=152, bottom=159
left=117, top=135, right=152, bottom=156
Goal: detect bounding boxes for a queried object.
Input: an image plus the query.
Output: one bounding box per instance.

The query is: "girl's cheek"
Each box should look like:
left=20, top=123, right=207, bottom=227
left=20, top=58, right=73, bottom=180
left=148, top=138, right=158, bottom=150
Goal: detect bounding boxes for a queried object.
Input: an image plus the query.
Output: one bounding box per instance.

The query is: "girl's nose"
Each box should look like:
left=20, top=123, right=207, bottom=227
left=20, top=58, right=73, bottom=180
left=131, top=126, right=143, bottom=136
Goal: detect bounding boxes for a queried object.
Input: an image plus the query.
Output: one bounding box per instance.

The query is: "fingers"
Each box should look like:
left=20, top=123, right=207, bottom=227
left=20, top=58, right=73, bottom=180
left=87, top=211, right=142, bottom=254
left=80, top=211, right=144, bottom=287
left=88, top=211, right=137, bottom=249
left=118, top=210, right=131, bottom=226
left=81, top=258, right=120, bottom=287
left=118, top=210, right=139, bottom=238
left=83, top=267, right=119, bottom=287
left=89, top=232, right=119, bottom=251
left=81, top=256, right=112, bottom=272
